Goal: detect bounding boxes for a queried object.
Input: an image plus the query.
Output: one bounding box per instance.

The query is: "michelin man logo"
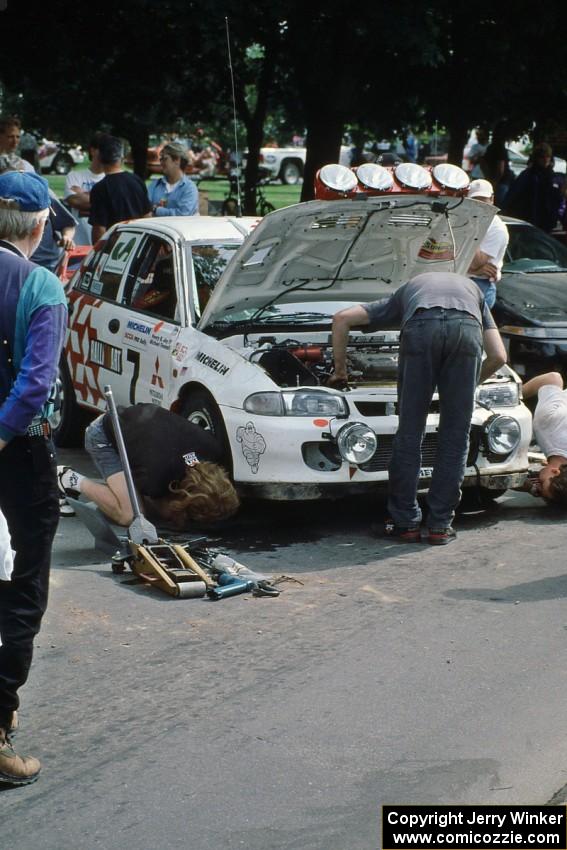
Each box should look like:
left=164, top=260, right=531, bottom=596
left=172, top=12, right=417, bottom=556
left=236, top=422, right=266, bottom=474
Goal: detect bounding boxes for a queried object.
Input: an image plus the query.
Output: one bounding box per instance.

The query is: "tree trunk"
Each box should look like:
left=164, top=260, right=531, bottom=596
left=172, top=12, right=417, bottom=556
left=447, top=121, right=469, bottom=169
left=125, top=128, right=150, bottom=179
left=243, top=128, right=262, bottom=216
left=236, top=41, right=277, bottom=215
left=301, top=115, right=343, bottom=202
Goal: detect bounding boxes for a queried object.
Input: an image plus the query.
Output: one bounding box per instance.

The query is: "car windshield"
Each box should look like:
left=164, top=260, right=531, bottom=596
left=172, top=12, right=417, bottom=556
left=503, top=224, right=567, bottom=273
left=186, top=243, right=240, bottom=290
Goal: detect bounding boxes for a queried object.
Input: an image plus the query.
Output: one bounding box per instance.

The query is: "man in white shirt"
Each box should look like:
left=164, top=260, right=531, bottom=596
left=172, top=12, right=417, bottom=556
left=0, top=116, right=35, bottom=173
left=521, top=371, right=567, bottom=505
left=467, top=178, right=509, bottom=308
left=63, top=133, right=105, bottom=244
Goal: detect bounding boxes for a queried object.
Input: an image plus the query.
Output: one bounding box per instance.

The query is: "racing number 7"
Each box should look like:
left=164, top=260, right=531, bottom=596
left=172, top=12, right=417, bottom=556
left=126, top=348, right=140, bottom=404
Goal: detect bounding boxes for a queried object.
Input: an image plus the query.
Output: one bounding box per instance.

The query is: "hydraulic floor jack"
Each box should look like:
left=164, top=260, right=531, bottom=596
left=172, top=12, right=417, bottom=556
left=70, top=386, right=279, bottom=600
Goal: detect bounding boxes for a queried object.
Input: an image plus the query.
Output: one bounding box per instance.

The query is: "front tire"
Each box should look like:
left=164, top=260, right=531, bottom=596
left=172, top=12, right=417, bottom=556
left=459, top=487, right=507, bottom=513
left=179, top=390, right=232, bottom=473
left=279, top=160, right=302, bottom=185
left=53, top=153, right=73, bottom=175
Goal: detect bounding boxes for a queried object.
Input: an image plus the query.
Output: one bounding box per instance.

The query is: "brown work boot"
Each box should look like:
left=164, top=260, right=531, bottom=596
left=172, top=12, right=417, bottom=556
left=0, top=726, right=40, bottom=786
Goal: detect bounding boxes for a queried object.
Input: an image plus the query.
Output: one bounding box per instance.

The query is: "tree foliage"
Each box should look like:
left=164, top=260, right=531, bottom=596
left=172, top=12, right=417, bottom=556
left=1, top=1, right=567, bottom=209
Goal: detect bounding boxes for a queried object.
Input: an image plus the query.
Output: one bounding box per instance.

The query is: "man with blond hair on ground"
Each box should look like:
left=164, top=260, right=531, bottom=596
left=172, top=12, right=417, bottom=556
left=58, top=403, right=239, bottom=528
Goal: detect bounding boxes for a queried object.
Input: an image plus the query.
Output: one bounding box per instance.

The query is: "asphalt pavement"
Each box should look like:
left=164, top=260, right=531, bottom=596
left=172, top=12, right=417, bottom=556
left=2, top=448, right=567, bottom=850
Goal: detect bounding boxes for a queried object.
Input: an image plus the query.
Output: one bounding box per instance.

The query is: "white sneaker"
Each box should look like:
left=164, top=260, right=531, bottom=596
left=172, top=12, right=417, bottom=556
left=57, top=466, right=81, bottom=499
left=59, top=497, right=75, bottom=518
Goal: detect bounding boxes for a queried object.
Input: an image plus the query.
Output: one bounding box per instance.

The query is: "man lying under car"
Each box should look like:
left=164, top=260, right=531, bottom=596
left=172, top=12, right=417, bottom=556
left=519, top=372, right=567, bottom=506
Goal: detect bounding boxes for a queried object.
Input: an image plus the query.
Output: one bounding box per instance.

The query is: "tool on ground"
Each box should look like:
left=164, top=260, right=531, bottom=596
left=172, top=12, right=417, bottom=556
left=103, top=385, right=209, bottom=598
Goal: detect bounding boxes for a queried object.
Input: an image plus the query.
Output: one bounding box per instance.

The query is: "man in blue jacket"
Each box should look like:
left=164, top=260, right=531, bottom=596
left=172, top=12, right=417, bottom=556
left=0, top=171, right=67, bottom=784
left=148, top=141, right=199, bottom=217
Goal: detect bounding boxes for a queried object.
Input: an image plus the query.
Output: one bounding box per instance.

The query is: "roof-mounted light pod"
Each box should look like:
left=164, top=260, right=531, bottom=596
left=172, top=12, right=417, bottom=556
left=432, top=163, right=470, bottom=192
left=394, top=163, right=432, bottom=191
left=356, top=163, right=394, bottom=192
left=316, top=164, right=358, bottom=198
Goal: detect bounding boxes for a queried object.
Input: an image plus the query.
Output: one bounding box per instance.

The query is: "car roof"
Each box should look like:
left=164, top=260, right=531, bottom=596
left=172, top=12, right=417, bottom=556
left=114, top=215, right=261, bottom=242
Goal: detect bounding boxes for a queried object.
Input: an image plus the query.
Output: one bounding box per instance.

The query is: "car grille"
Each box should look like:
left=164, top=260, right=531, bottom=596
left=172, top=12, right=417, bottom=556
left=353, top=400, right=440, bottom=416
left=359, top=433, right=439, bottom=472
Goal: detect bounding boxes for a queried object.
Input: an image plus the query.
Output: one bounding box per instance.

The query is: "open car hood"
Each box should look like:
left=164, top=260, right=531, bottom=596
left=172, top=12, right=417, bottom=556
left=199, top=196, right=495, bottom=329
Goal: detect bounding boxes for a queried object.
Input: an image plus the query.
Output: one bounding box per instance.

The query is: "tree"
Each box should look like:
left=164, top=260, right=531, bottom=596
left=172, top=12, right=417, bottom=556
left=282, top=1, right=441, bottom=200
left=0, top=0, right=221, bottom=175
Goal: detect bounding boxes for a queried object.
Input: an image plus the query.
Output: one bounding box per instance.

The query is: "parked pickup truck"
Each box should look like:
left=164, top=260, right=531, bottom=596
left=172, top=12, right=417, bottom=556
left=258, top=147, right=306, bottom=184
left=254, top=145, right=352, bottom=185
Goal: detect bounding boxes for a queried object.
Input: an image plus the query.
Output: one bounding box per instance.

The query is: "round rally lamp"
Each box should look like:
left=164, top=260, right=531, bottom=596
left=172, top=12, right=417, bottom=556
left=318, top=164, right=358, bottom=194
left=432, top=163, right=470, bottom=191
left=356, top=163, right=394, bottom=192
left=394, top=163, right=432, bottom=191
left=483, top=415, right=521, bottom=456
left=336, top=422, right=377, bottom=465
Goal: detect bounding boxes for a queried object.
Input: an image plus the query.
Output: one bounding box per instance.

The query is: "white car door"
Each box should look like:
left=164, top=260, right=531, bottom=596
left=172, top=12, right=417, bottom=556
left=67, top=227, right=145, bottom=412
left=116, top=232, right=183, bottom=408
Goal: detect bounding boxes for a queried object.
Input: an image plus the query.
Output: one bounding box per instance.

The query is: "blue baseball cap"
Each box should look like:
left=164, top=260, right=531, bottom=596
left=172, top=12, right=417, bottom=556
left=0, top=170, right=51, bottom=212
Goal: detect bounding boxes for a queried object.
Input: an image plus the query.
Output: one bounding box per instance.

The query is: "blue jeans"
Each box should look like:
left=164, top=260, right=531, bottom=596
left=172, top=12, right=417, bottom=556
left=387, top=308, right=483, bottom=529
left=471, top=276, right=496, bottom=308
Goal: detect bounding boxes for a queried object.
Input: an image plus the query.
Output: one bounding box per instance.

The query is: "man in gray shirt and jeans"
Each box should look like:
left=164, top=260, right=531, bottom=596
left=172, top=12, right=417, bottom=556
left=330, top=272, right=507, bottom=544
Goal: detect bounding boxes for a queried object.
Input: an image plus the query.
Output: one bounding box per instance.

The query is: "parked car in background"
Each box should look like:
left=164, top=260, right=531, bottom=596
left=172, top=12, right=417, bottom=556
left=39, top=139, right=84, bottom=175
left=248, top=145, right=353, bottom=185
left=126, top=135, right=229, bottom=178
left=493, top=217, right=567, bottom=380
left=506, top=148, right=566, bottom=176
left=55, top=245, right=91, bottom=285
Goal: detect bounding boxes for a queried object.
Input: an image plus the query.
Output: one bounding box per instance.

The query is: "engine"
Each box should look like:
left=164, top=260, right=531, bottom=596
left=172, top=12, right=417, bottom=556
left=247, top=334, right=400, bottom=388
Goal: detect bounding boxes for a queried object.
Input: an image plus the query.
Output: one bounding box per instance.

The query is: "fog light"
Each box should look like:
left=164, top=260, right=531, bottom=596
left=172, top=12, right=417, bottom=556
left=484, top=415, right=521, bottom=456
left=336, top=422, right=377, bottom=465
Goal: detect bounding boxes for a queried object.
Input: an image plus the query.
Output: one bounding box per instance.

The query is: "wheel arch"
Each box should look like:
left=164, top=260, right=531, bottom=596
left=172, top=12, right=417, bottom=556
left=279, top=157, right=304, bottom=176
left=173, top=381, right=234, bottom=475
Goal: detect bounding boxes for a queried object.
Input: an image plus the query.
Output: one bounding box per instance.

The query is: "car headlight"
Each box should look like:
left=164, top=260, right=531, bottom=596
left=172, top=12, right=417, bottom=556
left=244, top=390, right=349, bottom=417
left=483, top=415, right=521, bottom=456
left=336, top=423, right=377, bottom=465
left=476, top=383, right=520, bottom=408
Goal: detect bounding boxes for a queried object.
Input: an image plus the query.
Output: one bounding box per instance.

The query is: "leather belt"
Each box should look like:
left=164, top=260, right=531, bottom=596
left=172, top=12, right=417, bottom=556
left=26, top=420, right=51, bottom=438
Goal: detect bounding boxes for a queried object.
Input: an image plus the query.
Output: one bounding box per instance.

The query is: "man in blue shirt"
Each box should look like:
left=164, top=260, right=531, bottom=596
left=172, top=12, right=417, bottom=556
left=148, top=141, right=199, bottom=217
left=0, top=171, right=67, bottom=784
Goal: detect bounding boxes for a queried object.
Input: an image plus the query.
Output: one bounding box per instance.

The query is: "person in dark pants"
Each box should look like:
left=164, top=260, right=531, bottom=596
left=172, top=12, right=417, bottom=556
left=330, top=272, right=507, bottom=545
left=0, top=171, right=67, bottom=784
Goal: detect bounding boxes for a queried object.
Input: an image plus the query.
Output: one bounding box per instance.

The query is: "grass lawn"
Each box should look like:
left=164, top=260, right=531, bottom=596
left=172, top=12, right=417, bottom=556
left=46, top=168, right=302, bottom=212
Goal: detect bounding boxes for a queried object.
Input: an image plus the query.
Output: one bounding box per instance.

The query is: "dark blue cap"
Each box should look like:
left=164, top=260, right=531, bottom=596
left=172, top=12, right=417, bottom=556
left=0, top=170, right=51, bottom=212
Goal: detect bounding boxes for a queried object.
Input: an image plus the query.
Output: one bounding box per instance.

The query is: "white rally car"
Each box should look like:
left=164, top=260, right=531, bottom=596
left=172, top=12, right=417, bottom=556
left=60, top=166, right=531, bottom=500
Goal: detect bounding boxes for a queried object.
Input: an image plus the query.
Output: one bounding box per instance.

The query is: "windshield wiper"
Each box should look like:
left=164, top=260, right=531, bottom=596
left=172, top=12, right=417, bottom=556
left=256, top=311, right=331, bottom=324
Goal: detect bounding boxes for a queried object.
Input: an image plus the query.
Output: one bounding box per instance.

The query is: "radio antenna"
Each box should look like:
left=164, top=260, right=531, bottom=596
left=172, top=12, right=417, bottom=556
left=225, top=16, right=242, bottom=216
